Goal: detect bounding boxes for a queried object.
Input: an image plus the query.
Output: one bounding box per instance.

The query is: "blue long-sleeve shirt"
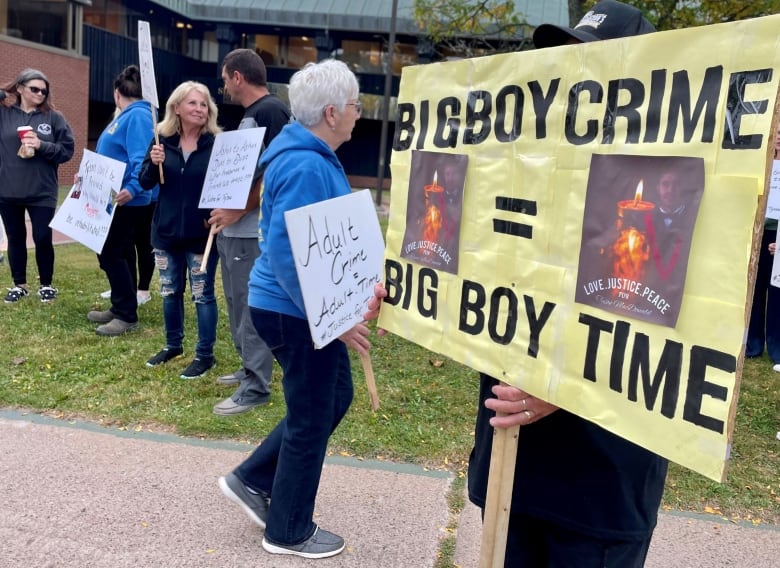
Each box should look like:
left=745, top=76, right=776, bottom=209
left=95, top=100, right=156, bottom=206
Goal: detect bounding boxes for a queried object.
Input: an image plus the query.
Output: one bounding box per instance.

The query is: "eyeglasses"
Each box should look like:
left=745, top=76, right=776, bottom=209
left=346, top=101, right=362, bottom=114
left=25, top=85, right=49, bottom=96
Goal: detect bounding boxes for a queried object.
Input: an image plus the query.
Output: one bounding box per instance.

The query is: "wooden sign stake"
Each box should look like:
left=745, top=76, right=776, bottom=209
left=478, top=414, right=520, bottom=568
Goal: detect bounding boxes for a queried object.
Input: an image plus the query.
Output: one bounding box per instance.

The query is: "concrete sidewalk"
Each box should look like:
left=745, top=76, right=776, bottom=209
left=1, top=410, right=778, bottom=567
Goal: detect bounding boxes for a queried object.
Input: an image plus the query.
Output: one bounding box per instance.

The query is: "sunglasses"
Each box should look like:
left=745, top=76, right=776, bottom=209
left=25, top=85, right=49, bottom=96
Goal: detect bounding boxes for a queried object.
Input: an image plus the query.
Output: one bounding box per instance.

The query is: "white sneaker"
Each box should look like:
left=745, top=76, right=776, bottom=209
left=137, top=291, right=151, bottom=305
left=773, top=364, right=780, bottom=373
left=100, top=289, right=111, bottom=299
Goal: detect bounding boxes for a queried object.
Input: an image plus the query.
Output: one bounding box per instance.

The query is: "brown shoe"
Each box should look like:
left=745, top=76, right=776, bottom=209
left=87, top=309, right=113, bottom=323
left=95, top=318, right=139, bottom=336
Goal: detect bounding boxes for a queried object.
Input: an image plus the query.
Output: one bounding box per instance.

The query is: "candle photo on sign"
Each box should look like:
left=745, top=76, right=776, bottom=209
left=285, top=190, right=385, bottom=349
left=575, top=154, right=705, bottom=327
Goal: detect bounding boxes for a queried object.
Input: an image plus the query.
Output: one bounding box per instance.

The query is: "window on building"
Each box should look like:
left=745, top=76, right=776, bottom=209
left=339, top=39, right=418, bottom=75
left=286, top=36, right=316, bottom=68
left=83, top=0, right=125, bottom=35
left=251, top=34, right=280, bottom=67
left=5, top=0, right=70, bottom=49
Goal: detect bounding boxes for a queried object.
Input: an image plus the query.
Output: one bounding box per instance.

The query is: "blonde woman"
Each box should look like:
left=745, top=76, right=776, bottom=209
left=139, top=81, right=222, bottom=379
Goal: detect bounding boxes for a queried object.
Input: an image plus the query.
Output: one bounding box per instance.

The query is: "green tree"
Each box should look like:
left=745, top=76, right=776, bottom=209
left=574, top=0, right=780, bottom=31
left=413, top=0, right=531, bottom=58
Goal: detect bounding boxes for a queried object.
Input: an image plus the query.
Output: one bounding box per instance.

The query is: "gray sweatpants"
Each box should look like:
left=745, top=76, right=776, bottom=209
left=217, top=233, right=273, bottom=402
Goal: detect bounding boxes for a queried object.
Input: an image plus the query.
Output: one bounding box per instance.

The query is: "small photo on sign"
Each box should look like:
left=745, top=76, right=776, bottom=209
left=575, top=154, right=705, bottom=328
left=400, top=150, right=468, bottom=274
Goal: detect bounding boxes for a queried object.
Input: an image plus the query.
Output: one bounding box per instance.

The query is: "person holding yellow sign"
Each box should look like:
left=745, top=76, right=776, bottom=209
left=367, top=2, right=668, bottom=567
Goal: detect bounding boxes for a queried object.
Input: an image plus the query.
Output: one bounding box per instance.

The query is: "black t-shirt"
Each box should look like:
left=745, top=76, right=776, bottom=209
left=467, top=373, right=668, bottom=541
left=239, top=93, right=291, bottom=150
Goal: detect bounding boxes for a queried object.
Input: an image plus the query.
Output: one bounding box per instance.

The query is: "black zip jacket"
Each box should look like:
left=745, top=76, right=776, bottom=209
left=139, top=132, right=215, bottom=252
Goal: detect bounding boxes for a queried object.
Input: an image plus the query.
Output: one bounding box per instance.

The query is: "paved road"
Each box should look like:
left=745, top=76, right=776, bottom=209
left=1, top=410, right=777, bottom=567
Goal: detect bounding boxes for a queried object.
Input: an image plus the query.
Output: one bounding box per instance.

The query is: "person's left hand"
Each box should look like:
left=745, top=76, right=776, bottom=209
left=22, top=132, right=40, bottom=150
left=339, top=321, right=371, bottom=355
left=485, top=384, right=559, bottom=428
left=208, top=208, right=245, bottom=233
left=114, top=188, right=133, bottom=206
left=770, top=242, right=776, bottom=255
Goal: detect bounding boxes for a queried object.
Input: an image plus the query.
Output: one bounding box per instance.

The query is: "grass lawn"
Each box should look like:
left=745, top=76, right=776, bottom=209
left=0, top=229, right=777, bottom=526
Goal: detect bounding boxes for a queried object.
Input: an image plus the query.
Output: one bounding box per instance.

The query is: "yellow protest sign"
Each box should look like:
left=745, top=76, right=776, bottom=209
left=378, top=16, right=780, bottom=482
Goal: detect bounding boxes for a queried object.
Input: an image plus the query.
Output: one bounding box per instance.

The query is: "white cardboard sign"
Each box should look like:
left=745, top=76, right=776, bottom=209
left=198, top=128, right=265, bottom=209
left=285, top=190, right=385, bottom=348
left=49, top=149, right=126, bottom=254
left=137, top=20, right=159, bottom=109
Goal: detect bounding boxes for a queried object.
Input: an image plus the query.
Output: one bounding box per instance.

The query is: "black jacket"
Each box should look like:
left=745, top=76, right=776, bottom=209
left=139, top=132, right=215, bottom=252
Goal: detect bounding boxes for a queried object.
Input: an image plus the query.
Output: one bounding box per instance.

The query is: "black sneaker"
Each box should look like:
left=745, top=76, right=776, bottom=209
left=146, top=347, right=184, bottom=367
left=262, top=526, right=345, bottom=559
left=218, top=472, right=269, bottom=528
left=4, top=286, right=29, bottom=303
left=38, top=286, right=58, bottom=303
left=179, top=357, right=215, bottom=379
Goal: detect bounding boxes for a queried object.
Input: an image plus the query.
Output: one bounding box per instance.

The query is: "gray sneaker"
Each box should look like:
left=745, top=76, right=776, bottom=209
left=218, top=472, right=269, bottom=528
left=213, top=395, right=270, bottom=416
left=95, top=318, right=139, bottom=336
left=262, top=526, right=345, bottom=559
left=216, top=373, right=240, bottom=386
left=87, top=309, right=113, bottom=323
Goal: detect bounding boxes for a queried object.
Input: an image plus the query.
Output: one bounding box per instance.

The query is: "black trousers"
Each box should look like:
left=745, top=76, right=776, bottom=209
left=0, top=202, right=55, bottom=287
left=97, top=205, right=141, bottom=323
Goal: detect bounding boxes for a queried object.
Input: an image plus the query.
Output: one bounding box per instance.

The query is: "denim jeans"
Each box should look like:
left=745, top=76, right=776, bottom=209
left=154, top=248, right=218, bottom=359
left=236, top=308, right=354, bottom=545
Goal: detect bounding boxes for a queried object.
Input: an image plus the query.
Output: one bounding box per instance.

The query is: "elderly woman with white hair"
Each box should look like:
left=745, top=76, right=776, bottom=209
left=218, top=59, right=371, bottom=559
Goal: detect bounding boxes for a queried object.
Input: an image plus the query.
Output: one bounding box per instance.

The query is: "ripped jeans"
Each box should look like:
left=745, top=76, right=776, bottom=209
left=154, top=248, right=218, bottom=360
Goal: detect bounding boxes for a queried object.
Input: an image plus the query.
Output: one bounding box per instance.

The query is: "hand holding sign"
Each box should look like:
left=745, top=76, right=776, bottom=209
left=285, top=189, right=385, bottom=409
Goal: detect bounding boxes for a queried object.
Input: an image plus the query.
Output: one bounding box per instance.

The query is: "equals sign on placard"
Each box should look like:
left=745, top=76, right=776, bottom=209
left=493, top=196, right=537, bottom=238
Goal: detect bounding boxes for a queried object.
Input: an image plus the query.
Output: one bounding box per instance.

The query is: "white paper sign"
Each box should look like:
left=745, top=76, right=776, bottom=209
left=285, top=190, right=385, bottom=348
left=766, top=160, right=780, bottom=220
left=49, top=149, right=126, bottom=254
left=198, top=128, right=265, bottom=209
left=137, top=20, right=159, bottom=109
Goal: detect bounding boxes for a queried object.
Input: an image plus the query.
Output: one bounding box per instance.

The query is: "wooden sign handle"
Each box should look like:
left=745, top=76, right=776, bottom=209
left=199, top=226, right=216, bottom=272
left=478, top=410, right=520, bottom=568
left=151, top=105, right=164, bottom=184
left=359, top=351, right=380, bottom=411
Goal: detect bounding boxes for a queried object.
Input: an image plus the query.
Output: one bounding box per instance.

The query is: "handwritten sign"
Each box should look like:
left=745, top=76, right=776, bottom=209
left=285, top=190, right=385, bottom=349
left=137, top=20, right=159, bottom=109
left=766, top=160, right=780, bottom=220
left=49, top=149, right=126, bottom=254
left=199, top=128, right=265, bottom=209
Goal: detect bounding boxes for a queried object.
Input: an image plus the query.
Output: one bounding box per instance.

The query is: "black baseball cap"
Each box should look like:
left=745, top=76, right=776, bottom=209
left=533, top=0, right=655, bottom=48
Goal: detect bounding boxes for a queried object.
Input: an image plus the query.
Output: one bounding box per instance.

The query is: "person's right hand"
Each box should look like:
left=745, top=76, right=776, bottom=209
left=485, top=384, right=559, bottom=429
left=150, top=144, right=165, bottom=166
left=770, top=242, right=776, bottom=255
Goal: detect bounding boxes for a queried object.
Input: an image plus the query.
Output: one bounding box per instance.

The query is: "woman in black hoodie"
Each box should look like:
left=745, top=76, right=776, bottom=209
left=0, top=68, right=74, bottom=303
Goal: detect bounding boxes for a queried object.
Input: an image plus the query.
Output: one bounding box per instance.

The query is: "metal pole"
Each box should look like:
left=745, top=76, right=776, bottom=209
left=375, top=0, right=399, bottom=207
